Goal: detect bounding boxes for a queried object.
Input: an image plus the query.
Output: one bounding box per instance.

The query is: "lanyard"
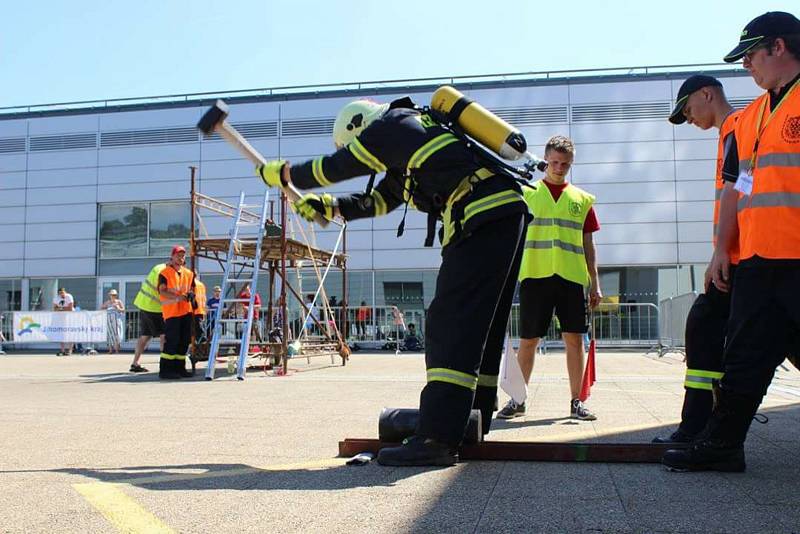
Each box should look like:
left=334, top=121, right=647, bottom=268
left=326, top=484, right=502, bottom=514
left=750, top=78, right=800, bottom=170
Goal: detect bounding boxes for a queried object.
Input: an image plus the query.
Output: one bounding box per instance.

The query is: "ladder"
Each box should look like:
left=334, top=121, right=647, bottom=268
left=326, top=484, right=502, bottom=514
left=205, top=190, right=270, bottom=380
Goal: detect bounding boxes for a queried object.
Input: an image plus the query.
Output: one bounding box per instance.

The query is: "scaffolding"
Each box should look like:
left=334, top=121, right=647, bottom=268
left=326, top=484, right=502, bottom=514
left=188, top=167, right=349, bottom=374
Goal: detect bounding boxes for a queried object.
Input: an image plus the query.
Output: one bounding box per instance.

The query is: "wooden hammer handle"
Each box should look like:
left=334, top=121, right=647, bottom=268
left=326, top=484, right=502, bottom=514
left=215, top=121, right=329, bottom=227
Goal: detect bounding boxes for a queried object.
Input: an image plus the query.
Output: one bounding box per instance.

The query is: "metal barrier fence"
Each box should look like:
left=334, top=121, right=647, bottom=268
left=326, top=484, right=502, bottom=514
left=658, top=292, right=698, bottom=355
left=0, top=298, right=678, bottom=353
left=508, top=302, right=660, bottom=349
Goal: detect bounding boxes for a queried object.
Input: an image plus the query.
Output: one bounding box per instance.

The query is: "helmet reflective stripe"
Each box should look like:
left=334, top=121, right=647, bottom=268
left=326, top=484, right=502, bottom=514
left=333, top=100, right=389, bottom=148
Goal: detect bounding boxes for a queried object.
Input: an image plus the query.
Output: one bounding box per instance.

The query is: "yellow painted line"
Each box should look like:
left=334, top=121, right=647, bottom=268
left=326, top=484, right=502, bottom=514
left=94, top=457, right=347, bottom=486
left=73, top=482, right=174, bottom=534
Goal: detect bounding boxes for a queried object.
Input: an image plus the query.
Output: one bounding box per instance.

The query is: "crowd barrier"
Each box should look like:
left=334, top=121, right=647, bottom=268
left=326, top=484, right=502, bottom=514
left=0, top=296, right=693, bottom=355
left=657, top=291, right=698, bottom=356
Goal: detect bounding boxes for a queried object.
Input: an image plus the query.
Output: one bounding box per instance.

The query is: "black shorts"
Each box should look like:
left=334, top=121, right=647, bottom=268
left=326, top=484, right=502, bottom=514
left=138, top=310, right=165, bottom=337
left=519, top=275, right=588, bottom=338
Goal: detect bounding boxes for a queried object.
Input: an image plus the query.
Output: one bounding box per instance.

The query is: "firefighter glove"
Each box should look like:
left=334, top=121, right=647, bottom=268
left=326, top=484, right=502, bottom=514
left=256, top=160, right=287, bottom=188
left=294, top=193, right=336, bottom=222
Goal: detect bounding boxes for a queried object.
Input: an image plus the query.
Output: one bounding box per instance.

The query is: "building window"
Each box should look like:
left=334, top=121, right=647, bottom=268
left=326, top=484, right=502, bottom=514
left=99, top=204, right=148, bottom=258
left=99, top=201, right=189, bottom=259
left=149, top=202, right=190, bottom=258
left=0, top=279, right=22, bottom=311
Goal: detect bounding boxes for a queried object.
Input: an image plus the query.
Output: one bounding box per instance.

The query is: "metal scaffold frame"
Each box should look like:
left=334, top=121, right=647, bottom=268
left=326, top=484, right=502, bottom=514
left=188, top=169, right=349, bottom=376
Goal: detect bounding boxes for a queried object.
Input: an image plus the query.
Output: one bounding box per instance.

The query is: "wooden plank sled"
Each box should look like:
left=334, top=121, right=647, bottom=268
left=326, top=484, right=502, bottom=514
left=338, top=438, right=687, bottom=463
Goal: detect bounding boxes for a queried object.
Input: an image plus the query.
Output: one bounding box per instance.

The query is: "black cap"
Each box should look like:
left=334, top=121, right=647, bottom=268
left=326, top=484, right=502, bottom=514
left=668, top=75, right=722, bottom=125
left=724, top=11, right=800, bottom=63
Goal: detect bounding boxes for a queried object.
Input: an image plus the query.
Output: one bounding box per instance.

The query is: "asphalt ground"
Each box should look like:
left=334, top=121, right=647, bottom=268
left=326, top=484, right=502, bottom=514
left=1, top=349, right=800, bottom=533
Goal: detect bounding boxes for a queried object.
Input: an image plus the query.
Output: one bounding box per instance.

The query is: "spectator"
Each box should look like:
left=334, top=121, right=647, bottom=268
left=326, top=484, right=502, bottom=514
left=0, top=313, right=6, bottom=355
left=53, top=287, right=75, bottom=356
left=206, top=285, right=222, bottom=335
left=304, top=294, right=319, bottom=335
left=403, top=322, right=423, bottom=351
left=238, top=283, right=263, bottom=346
left=101, top=289, right=125, bottom=354
left=356, top=301, right=371, bottom=340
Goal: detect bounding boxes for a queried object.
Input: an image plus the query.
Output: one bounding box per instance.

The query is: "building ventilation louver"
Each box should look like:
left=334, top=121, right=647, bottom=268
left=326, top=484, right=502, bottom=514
left=29, top=133, right=97, bottom=151
left=0, top=137, right=25, bottom=154
left=492, top=106, right=568, bottom=125
left=207, top=121, right=278, bottom=141
left=281, top=117, right=335, bottom=137
left=101, top=126, right=197, bottom=147
left=571, top=101, right=671, bottom=122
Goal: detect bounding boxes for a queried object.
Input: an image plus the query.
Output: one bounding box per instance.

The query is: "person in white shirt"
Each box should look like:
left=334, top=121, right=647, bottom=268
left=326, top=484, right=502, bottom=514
left=53, top=288, right=75, bottom=356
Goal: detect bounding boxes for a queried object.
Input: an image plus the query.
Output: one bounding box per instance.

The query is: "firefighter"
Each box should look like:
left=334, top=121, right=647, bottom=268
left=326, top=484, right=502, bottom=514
left=652, top=75, right=741, bottom=443
left=664, top=11, right=800, bottom=472
left=157, top=245, right=195, bottom=379
left=257, top=97, right=531, bottom=466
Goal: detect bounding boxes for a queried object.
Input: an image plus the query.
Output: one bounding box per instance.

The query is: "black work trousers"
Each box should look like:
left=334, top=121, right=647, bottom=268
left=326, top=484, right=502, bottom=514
left=678, top=266, right=735, bottom=436
left=721, top=260, right=800, bottom=397
left=163, top=313, right=192, bottom=360
left=417, top=214, right=526, bottom=445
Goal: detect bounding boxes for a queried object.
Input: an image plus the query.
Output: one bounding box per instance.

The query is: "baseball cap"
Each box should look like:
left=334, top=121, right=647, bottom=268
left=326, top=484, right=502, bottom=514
left=668, top=75, right=723, bottom=125
left=171, top=245, right=186, bottom=256
left=724, top=11, right=800, bottom=63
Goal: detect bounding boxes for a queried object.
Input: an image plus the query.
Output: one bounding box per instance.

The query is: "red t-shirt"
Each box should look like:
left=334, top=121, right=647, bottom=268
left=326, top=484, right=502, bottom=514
left=543, top=181, right=600, bottom=233
left=238, top=291, right=262, bottom=319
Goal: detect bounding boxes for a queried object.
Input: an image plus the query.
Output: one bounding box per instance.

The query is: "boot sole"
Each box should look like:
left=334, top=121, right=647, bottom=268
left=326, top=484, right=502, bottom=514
left=377, top=457, right=458, bottom=467
left=662, top=460, right=745, bottom=473
left=496, top=412, right=525, bottom=420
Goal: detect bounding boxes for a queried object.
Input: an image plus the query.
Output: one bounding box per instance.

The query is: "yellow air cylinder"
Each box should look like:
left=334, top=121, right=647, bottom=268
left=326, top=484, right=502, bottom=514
left=431, top=85, right=528, bottom=160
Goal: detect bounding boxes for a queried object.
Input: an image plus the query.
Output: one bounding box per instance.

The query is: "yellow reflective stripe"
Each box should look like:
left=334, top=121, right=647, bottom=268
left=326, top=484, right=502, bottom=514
left=686, top=369, right=724, bottom=379
left=371, top=190, right=388, bottom=215
left=685, top=379, right=713, bottom=391
left=348, top=138, right=386, bottom=173
left=160, top=352, right=177, bottom=361
left=427, top=367, right=478, bottom=391
left=312, top=157, right=332, bottom=186
left=477, top=374, right=498, bottom=387
left=407, top=133, right=459, bottom=170
left=463, top=190, right=522, bottom=223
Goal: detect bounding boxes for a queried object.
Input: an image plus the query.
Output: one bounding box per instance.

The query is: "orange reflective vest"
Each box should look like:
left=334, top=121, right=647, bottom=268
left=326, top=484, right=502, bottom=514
left=735, top=80, right=800, bottom=261
left=714, top=110, right=741, bottom=264
left=159, top=265, right=195, bottom=319
left=194, top=280, right=207, bottom=316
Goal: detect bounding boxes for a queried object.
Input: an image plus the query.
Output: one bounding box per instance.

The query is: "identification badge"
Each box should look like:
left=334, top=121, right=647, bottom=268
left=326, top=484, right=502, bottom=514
left=734, top=170, right=753, bottom=196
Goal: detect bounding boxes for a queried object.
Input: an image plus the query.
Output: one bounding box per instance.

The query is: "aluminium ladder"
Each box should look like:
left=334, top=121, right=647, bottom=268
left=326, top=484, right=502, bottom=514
left=205, top=190, right=269, bottom=380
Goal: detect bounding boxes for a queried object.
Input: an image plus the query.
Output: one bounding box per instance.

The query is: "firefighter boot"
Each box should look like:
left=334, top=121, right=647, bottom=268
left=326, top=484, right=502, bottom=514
left=377, top=435, right=458, bottom=467
left=176, top=358, right=193, bottom=378
left=662, top=388, right=761, bottom=472
left=472, top=386, right=496, bottom=436
left=159, top=357, right=180, bottom=380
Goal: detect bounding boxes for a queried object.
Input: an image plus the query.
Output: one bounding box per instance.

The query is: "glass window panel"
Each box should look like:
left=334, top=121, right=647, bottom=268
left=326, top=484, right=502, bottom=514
left=58, top=278, right=97, bottom=311
left=149, top=202, right=190, bottom=258
left=29, top=279, right=57, bottom=311
left=125, top=281, right=141, bottom=309
left=99, top=204, right=148, bottom=258
left=0, top=280, right=22, bottom=311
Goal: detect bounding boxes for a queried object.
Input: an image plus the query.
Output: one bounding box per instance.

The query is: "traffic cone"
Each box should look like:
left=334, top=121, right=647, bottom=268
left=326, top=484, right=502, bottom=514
left=579, top=338, right=596, bottom=402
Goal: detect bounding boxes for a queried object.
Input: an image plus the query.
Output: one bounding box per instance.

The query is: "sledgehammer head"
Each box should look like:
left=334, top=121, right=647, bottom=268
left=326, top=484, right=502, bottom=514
left=197, top=99, right=230, bottom=136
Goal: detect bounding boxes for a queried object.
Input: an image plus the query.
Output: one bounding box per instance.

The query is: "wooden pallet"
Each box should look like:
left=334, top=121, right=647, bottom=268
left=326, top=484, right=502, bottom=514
left=338, top=438, right=686, bottom=463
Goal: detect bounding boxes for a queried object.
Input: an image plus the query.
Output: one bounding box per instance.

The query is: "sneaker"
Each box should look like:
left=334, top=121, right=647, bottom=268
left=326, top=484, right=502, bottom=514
left=570, top=399, right=597, bottom=421
left=496, top=399, right=526, bottom=419
left=377, top=435, right=458, bottom=467
left=129, top=364, right=149, bottom=373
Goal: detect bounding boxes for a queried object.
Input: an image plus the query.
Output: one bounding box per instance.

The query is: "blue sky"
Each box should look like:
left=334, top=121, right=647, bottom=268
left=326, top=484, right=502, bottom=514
left=1, top=1, right=789, bottom=108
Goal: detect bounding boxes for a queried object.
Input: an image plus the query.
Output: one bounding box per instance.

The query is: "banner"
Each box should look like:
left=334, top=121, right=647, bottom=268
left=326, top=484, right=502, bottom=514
left=12, top=312, right=107, bottom=343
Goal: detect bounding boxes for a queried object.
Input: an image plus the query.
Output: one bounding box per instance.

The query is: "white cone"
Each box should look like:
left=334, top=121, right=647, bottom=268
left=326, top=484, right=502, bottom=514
left=499, top=337, right=527, bottom=404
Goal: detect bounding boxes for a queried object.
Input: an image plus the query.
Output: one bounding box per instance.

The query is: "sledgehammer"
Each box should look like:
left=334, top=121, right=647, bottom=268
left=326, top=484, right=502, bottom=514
left=196, top=100, right=327, bottom=226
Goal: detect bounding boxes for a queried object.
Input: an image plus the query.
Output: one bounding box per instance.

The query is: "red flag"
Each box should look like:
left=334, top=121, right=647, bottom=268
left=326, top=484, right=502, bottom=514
left=579, top=339, right=596, bottom=402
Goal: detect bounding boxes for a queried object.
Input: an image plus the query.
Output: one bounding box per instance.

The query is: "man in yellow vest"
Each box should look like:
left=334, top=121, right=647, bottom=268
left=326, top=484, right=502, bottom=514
left=664, top=11, right=800, bottom=472
left=130, top=262, right=167, bottom=373
left=157, top=245, right=195, bottom=379
left=497, top=135, right=601, bottom=421
left=653, top=76, right=740, bottom=444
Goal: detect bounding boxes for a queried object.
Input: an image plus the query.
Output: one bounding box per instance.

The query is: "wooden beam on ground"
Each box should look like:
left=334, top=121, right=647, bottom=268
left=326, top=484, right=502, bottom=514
left=337, top=439, right=686, bottom=463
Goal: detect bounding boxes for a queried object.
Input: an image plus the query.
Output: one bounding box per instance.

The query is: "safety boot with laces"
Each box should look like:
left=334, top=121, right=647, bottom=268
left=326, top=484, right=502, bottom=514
left=377, top=435, right=458, bottom=467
